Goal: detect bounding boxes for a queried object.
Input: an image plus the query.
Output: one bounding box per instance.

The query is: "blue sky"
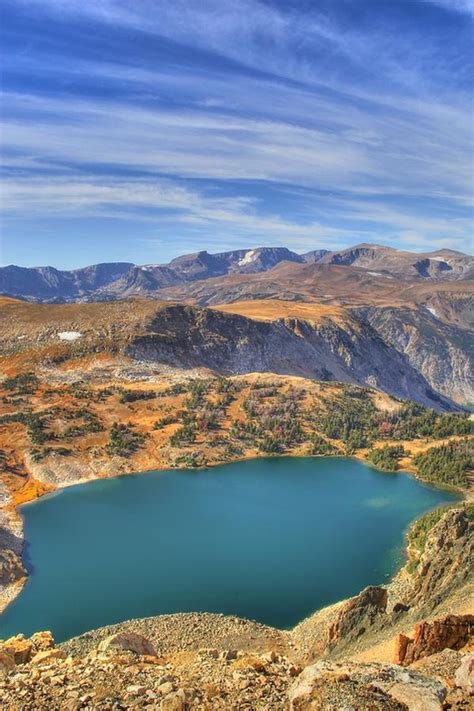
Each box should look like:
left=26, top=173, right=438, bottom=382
left=0, top=0, right=473, bottom=268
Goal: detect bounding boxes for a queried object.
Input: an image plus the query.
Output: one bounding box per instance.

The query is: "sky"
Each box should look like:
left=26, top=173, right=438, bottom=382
left=0, top=0, right=473, bottom=269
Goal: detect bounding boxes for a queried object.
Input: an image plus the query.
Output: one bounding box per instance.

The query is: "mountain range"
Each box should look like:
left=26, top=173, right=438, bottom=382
left=1, top=244, right=473, bottom=303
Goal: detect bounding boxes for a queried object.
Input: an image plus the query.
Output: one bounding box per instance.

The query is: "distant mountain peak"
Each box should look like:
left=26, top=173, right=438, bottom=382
left=0, top=244, right=472, bottom=302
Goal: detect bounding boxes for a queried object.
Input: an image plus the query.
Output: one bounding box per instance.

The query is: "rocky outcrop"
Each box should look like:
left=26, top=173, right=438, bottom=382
left=396, top=615, right=474, bottom=666
left=327, top=586, right=388, bottom=652
left=0, top=631, right=55, bottom=670
left=0, top=547, right=25, bottom=587
left=400, top=508, right=473, bottom=616
left=0, top=522, right=26, bottom=613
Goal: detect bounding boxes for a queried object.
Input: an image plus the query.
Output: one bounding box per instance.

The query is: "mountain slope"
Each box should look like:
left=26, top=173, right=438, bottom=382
left=125, top=303, right=453, bottom=409
left=319, top=244, right=474, bottom=281
left=357, top=306, right=474, bottom=404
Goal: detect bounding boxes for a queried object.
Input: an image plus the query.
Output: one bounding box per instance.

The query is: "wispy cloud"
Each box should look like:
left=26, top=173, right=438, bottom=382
left=1, top=0, right=472, bottom=265
left=421, top=0, right=474, bottom=15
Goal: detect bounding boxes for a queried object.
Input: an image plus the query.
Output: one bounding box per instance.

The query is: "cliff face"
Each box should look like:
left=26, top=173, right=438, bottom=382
left=358, top=306, right=474, bottom=404
left=126, top=305, right=453, bottom=410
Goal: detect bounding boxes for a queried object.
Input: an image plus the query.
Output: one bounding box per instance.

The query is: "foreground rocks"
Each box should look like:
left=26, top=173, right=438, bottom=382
left=0, top=629, right=295, bottom=710
left=288, top=660, right=448, bottom=711
left=0, top=619, right=472, bottom=710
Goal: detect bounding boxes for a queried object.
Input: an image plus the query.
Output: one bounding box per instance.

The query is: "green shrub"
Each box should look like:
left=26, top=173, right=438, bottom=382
left=413, top=438, right=473, bottom=489
left=308, top=434, right=338, bottom=456
left=119, top=389, right=156, bottom=404
left=3, top=372, right=39, bottom=395
left=366, top=445, right=405, bottom=471
left=106, top=422, right=145, bottom=456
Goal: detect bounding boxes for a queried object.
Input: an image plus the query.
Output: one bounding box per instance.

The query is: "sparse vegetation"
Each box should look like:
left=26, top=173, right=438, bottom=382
left=313, top=389, right=378, bottom=449
left=406, top=505, right=451, bottom=573
left=307, top=434, right=338, bottom=456
left=106, top=422, right=145, bottom=457
left=30, top=446, right=72, bottom=462
left=0, top=372, right=471, bottom=492
left=153, top=415, right=177, bottom=429
left=119, top=389, right=156, bottom=404
left=170, top=424, right=196, bottom=447
left=3, top=372, right=39, bottom=395
left=377, top=402, right=474, bottom=440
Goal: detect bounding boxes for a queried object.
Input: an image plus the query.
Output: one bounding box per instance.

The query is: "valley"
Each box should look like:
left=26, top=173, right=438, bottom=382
left=0, top=245, right=473, bottom=709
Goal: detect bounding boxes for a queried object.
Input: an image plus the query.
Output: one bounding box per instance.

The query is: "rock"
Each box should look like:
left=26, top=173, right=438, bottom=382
left=160, top=692, right=185, bottom=711
left=409, top=648, right=462, bottom=687
left=30, top=631, right=55, bottom=652
left=388, top=680, right=445, bottom=711
left=395, top=615, right=474, bottom=665
left=262, top=650, right=279, bottom=663
left=30, top=648, right=66, bottom=665
left=327, top=585, right=388, bottom=651
left=454, top=653, right=474, bottom=692
left=1, top=634, right=33, bottom=664
left=288, top=661, right=447, bottom=711
left=98, top=631, right=156, bottom=656
left=290, top=674, right=406, bottom=710
left=158, top=681, right=174, bottom=695
left=0, top=650, right=15, bottom=677
left=0, top=546, right=26, bottom=586
left=126, top=684, right=146, bottom=695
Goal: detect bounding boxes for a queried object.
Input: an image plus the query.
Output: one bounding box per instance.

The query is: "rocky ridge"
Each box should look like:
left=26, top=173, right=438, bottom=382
left=1, top=297, right=463, bottom=409
left=0, top=244, right=472, bottom=303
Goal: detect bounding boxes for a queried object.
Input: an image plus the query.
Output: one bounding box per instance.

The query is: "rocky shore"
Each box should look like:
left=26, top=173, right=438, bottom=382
left=0, top=507, right=472, bottom=709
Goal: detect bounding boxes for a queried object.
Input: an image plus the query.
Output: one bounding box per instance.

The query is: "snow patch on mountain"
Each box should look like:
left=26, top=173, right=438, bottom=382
left=238, top=250, right=258, bottom=266
left=58, top=331, right=82, bottom=341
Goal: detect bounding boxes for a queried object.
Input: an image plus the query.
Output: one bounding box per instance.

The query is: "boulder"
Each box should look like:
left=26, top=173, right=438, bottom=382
left=160, top=691, right=185, bottom=711
left=455, top=653, right=474, bottom=692
left=98, top=631, right=156, bottom=656
left=30, top=648, right=66, bottom=665
left=395, top=615, right=474, bottom=665
left=30, top=631, right=55, bottom=652
left=0, top=634, right=33, bottom=664
left=0, top=650, right=15, bottom=678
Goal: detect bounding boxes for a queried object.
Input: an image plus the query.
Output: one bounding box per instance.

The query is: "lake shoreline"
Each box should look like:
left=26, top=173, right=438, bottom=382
left=0, top=453, right=461, bottom=641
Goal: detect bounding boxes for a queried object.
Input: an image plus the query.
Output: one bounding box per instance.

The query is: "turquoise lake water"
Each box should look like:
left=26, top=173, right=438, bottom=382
left=0, top=457, right=457, bottom=642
